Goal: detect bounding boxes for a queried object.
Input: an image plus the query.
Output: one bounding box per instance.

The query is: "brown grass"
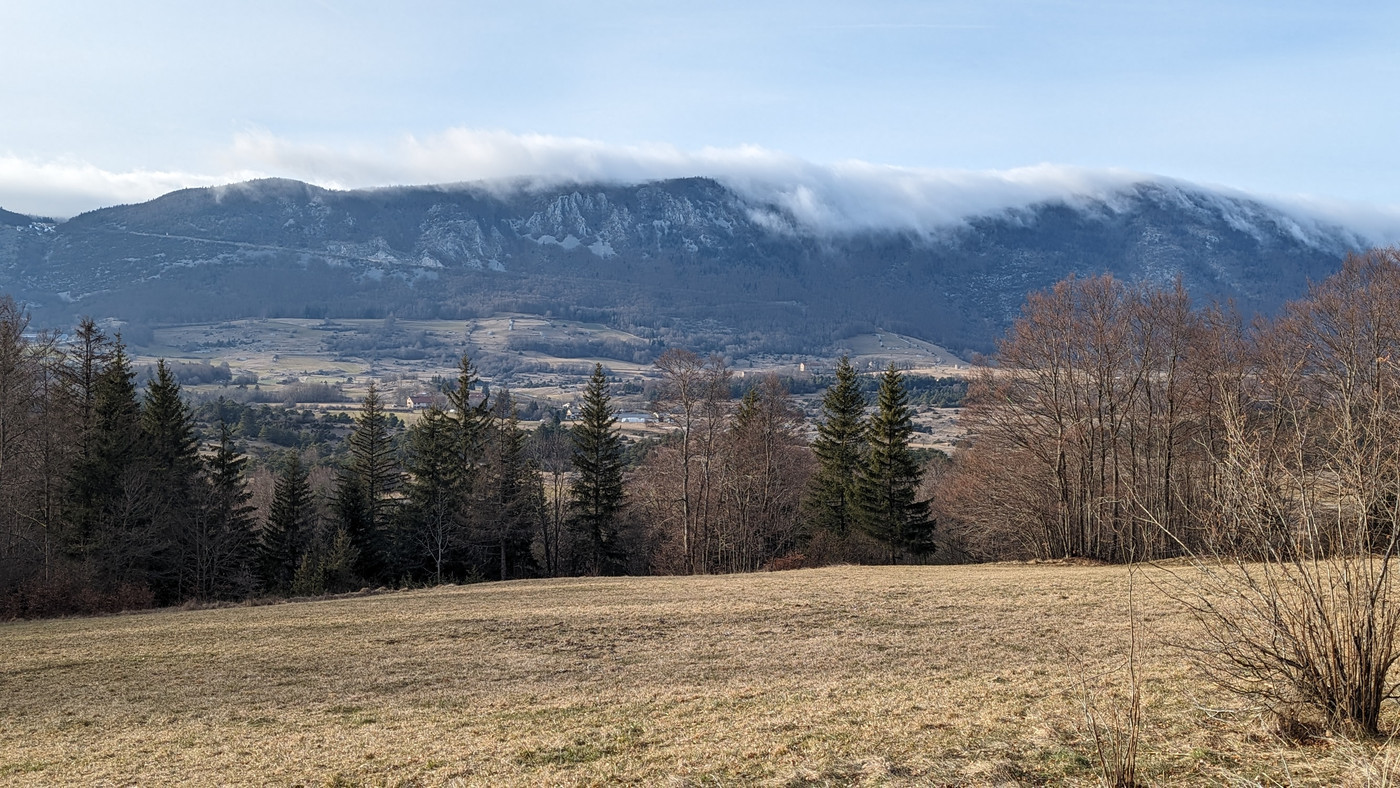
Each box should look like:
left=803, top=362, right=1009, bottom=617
left=2, top=564, right=1396, bottom=786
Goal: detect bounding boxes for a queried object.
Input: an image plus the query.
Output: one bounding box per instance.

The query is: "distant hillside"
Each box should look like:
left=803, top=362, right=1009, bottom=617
left=0, top=207, right=40, bottom=227
left=0, top=176, right=1359, bottom=357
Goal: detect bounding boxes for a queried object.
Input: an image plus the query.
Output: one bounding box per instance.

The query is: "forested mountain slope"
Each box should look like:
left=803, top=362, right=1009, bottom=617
left=0, top=177, right=1359, bottom=356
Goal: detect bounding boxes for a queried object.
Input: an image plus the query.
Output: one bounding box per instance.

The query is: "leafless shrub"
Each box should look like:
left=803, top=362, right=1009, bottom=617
left=1163, top=249, right=1400, bottom=737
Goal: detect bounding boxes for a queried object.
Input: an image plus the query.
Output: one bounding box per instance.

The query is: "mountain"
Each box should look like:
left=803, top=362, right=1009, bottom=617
left=0, top=207, right=38, bottom=227
left=0, top=176, right=1361, bottom=357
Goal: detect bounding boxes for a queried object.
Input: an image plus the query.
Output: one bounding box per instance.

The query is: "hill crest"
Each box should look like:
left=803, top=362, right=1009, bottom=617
left=0, top=176, right=1359, bottom=356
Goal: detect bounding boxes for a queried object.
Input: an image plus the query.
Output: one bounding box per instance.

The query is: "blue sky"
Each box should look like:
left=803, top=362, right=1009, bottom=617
left=3, top=1, right=1399, bottom=226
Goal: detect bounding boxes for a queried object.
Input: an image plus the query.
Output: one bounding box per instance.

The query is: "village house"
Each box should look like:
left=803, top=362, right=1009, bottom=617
left=405, top=392, right=439, bottom=409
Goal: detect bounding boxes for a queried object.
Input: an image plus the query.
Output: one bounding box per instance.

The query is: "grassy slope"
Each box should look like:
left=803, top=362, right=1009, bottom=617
left=1, top=565, right=1393, bottom=786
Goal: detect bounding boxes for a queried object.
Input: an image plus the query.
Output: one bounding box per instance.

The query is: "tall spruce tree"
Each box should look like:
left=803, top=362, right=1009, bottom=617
left=68, top=317, right=108, bottom=466
left=855, top=364, right=934, bottom=562
left=190, top=418, right=257, bottom=600
left=67, top=340, right=155, bottom=588
left=568, top=364, right=626, bottom=575
left=805, top=355, right=866, bottom=538
left=429, top=355, right=492, bottom=571
left=142, top=359, right=200, bottom=601
left=142, top=361, right=198, bottom=474
left=261, top=451, right=316, bottom=594
left=332, top=472, right=372, bottom=576
left=336, top=382, right=399, bottom=581
left=400, top=405, right=462, bottom=583
left=482, top=390, right=541, bottom=580
left=446, top=354, right=491, bottom=498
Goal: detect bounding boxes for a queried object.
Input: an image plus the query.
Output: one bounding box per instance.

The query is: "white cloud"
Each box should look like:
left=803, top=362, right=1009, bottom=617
left=4, top=129, right=1400, bottom=245
left=0, top=156, right=264, bottom=219
left=223, top=129, right=1157, bottom=235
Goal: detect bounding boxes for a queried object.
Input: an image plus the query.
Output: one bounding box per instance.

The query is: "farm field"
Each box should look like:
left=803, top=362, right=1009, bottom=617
left=122, top=316, right=969, bottom=451
left=2, top=564, right=1392, bottom=786
left=132, top=318, right=966, bottom=393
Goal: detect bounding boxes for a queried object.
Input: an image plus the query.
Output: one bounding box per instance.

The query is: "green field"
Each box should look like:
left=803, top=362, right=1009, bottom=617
left=3, top=564, right=1393, bottom=786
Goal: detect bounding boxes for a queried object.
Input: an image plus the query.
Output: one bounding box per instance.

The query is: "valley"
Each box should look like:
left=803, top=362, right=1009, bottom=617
left=124, top=315, right=970, bottom=454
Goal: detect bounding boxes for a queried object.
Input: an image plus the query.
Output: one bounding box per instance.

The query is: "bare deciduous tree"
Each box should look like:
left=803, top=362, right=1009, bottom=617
left=1169, top=250, right=1400, bottom=736
left=652, top=349, right=730, bottom=573
left=957, top=252, right=1400, bottom=735
left=952, top=275, right=1222, bottom=562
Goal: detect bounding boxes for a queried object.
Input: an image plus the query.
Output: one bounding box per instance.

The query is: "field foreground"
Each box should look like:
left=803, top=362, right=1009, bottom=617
left=2, top=564, right=1396, bottom=786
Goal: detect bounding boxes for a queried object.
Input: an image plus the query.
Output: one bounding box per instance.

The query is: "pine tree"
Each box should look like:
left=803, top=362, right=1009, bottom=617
left=336, top=382, right=399, bottom=581
left=446, top=354, right=491, bottom=498
left=261, top=451, right=316, bottom=594
left=481, top=390, right=541, bottom=581
left=142, top=359, right=200, bottom=601
left=568, top=364, right=626, bottom=575
left=189, top=418, right=257, bottom=599
left=142, top=360, right=198, bottom=477
left=805, top=355, right=866, bottom=538
left=67, top=339, right=155, bottom=588
left=291, top=526, right=359, bottom=597
left=855, top=364, right=934, bottom=562
left=400, top=405, right=463, bottom=583
left=68, top=317, right=108, bottom=466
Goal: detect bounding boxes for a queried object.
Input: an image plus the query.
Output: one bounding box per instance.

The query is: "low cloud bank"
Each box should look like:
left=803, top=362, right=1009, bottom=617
left=3, top=129, right=1400, bottom=244
left=226, top=130, right=1160, bottom=235
left=0, top=156, right=262, bottom=220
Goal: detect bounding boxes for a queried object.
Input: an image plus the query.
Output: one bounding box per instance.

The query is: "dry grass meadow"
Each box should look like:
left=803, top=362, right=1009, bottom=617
left=4, top=564, right=1398, bottom=786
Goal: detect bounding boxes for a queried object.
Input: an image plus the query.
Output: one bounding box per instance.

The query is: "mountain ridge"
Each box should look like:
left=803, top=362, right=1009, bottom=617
left=0, top=175, right=1361, bottom=357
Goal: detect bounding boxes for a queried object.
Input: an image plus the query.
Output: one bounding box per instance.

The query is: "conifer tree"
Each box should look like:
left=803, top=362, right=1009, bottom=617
left=856, top=364, right=934, bottom=562
left=446, top=354, right=491, bottom=498
left=569, top=364, right=626, bottom=574
left=436, top=354, right=498, bottom=571
left=336, top=382, right=399, bottom=580
left=805, top=355, right=866, bottom=537
left=291, top=526, right=359, bottom=596
left=67, top=339, right=154, bottom=587
left=332, top=472, right=372, bottom=574
left=188, top=418, right=257, bottom=599
left=142, top=360, right=198, bottom=477
left=400, top=405, right=462, bottom=583
left=261, top=451, right=316, bottom=594
left=68, top=317, right=108, bottom=466
left=142, top=359, right=200, bottom=600
left=482, top=390, right=541, bottom=580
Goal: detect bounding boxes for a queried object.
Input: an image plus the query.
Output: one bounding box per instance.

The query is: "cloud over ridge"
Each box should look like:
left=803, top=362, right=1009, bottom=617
left=4, top=129, right=1400, bottom=244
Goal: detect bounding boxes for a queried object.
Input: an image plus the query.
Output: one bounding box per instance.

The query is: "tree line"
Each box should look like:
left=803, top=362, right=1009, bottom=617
left=937, top=248, right=1400, bottom=739
left=0, top=307, right=936, bottom=617
left=939, top=248, right=1400, bottom=564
